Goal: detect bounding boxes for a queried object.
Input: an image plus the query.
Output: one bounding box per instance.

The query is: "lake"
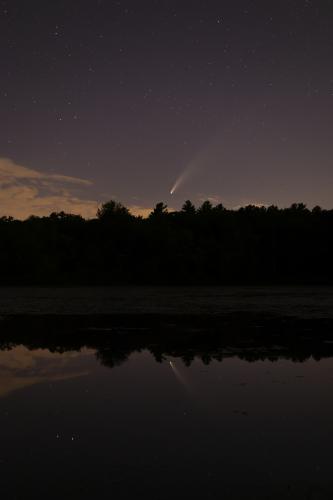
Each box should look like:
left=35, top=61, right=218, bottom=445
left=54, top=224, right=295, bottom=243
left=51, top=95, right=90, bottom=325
left=1, top=323, right=333, bottom=500
left=0, top=286, right=333, bottom=317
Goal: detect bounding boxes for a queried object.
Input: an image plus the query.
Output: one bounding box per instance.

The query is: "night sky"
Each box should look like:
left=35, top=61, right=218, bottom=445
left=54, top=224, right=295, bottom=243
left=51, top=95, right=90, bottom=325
left=1, top=0, right=333, bottom=218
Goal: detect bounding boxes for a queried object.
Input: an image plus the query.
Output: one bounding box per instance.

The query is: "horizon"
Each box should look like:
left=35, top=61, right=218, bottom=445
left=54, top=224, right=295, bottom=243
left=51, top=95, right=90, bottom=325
left=0, top=198, right=330, bottom=221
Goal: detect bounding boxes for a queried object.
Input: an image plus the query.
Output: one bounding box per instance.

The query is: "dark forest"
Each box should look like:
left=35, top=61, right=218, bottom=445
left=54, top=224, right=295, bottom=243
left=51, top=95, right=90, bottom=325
left=1, top=200, right=332, bottom=285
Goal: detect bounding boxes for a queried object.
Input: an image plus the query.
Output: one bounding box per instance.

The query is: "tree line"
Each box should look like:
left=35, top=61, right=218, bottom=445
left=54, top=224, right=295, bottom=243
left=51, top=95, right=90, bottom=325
left=1, top=313, right=333, bottom=366
left=0, top=200, right=332, bottom=284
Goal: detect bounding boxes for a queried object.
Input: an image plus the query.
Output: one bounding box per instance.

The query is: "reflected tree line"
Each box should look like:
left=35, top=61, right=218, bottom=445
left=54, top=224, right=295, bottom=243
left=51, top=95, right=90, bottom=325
left=1, top=314, right=333, bottom=368
left=1, top=200, right=333, bottom=283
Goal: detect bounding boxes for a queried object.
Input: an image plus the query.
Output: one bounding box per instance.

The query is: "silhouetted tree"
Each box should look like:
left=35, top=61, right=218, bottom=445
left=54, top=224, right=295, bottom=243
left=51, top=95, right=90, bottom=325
left=289, top=202, right=308, bottom=212
left=198, top=200, right=213, bottom=213
left=0, top=199, right=332, bottom=285
left=214, top=203, right=226, bottom=213
left=181, top=200, right=196, bottom=215
left=149, top=202, right=168, bottom=218
left=97, top=200, right=132, bottom=221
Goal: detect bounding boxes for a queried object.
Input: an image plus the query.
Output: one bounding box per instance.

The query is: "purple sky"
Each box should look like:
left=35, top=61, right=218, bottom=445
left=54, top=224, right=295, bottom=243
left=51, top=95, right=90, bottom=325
left=1, top=0, right=333, bottom=217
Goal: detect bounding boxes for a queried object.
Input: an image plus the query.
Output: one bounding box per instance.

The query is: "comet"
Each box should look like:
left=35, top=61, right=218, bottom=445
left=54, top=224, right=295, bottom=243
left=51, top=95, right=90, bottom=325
left=170, top=170, right=189, bottom=195
left=169, top=361, right=190, bottom=390
left=169, top=134, right=223, bottom=195
left=170, top=164, right=197, bottom=195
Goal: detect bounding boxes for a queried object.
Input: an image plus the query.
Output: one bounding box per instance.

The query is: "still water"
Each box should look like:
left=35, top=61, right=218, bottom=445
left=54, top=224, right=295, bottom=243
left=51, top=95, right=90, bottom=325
left=0, top=344, right=333, bottom=499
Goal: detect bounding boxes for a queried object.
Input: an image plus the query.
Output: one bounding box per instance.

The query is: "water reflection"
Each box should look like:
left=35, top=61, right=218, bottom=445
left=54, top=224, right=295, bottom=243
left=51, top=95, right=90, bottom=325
left=0, top=319, right=333, bottom=499
left=1, top=329, right=333, bottom=372
left=0, top=346, right=93, bottom=397
left=1, top=324, right=333, bottom=399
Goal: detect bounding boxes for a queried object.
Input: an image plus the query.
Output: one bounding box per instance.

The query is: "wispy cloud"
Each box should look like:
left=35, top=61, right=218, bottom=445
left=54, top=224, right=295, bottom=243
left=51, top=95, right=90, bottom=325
left=197, top=193, right=223, bottom=204
left=128, top=204, right=178, bottom=217
left=232, top=201, right=268, bottom=209
left=197, top=193, right=268, bottom=210
left=0, top=346, right=93, bottom=397
left=128, top=205, right=153, bottom=217
left=0, top=158, right=98, bottom=219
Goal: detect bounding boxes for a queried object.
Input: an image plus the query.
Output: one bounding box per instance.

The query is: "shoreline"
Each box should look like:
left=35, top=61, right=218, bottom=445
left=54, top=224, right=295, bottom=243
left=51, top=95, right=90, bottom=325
left=0, top=285, right=332, bottom=318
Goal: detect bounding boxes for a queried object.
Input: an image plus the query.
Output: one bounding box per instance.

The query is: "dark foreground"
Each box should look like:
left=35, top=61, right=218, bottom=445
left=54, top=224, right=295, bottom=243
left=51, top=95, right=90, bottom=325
left=1, top=302, right=333, bottom=499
